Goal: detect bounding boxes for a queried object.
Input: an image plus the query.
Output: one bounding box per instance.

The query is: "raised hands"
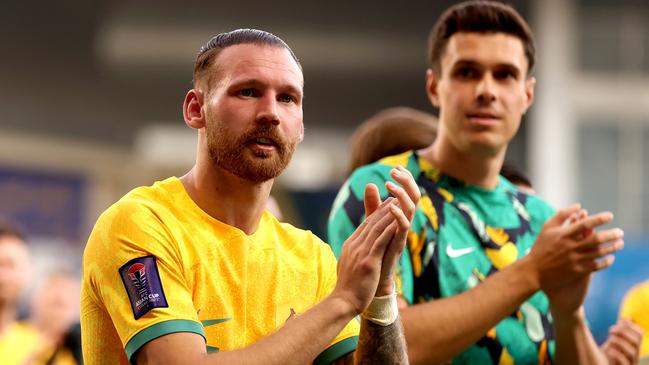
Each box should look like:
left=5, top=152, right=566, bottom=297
left=526, top=205, right=624, bottom=317
left=601, top=319, right=644, bottom=365
left=333, top=166, right=420, bottom=314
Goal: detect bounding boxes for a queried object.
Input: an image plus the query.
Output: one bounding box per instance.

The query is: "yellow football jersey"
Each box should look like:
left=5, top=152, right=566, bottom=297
left=81, top=177, right=359, bottom=365
left=0, top=322, right=41, bottom=365
left=620, top=280, right=649, bottom=358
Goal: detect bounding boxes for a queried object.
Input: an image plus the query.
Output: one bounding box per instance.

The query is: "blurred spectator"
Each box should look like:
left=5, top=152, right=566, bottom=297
left=0, top=222, right=79, bottom=365
left=499, top=163, right=535, bottom=195
left=0, top=221, right=39, bottom=364
left=347, top=106, right=437, bottom=176
left=28, top=271, right=81, bottom=365
left=616, top=280, right=649, bottom=363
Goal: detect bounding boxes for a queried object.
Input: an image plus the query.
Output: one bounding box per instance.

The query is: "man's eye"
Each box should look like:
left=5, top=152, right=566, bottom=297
left=239, top=89, right=255, bottom=97
left=494, top=70, right=516, bottom=80
left=278, top=94, right=295, bottom=103
left=455, top=67, right=478, bottom=79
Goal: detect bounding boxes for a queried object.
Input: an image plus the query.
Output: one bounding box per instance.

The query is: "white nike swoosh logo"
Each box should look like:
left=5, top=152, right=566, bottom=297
left=446, top=243, right=476, bottom=258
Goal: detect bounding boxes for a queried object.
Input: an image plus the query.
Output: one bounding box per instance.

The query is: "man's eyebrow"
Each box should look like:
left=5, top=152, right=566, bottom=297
left=229, top=78, right=265, bottom=88
left=229, top=78, right=303, bottom=97
left=451, top=60, right=523, bottom=74
left=451, top=59, right=482, bottom=69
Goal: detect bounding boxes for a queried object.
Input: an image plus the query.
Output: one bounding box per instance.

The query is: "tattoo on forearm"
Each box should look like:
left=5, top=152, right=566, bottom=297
left=352, top=317, right=408, bottom=365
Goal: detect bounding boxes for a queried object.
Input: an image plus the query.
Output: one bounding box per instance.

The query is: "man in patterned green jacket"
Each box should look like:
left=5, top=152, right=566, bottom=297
left=328, top=1, right=626, bottom=364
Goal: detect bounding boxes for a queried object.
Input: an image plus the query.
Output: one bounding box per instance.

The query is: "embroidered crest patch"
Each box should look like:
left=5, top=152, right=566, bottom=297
left=119, top=256, right=168, bottom=319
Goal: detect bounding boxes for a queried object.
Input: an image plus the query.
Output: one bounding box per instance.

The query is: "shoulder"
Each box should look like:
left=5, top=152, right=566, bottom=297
left=623, top=280, right=649, bottom=303
left=9, top=322, right=42, bottom=341
left=83, top=178, right=181, bottom=271
left=522, top=194, right=555, bottom=224
left=499, top=176, right=555, bottom=224
left=620, top=280, right=649, bottom=322
left=91, top=177, right=179, bottom=233
left=263, top=213, right=335, bottom=261
left=347, top=151, right=420, bottom=195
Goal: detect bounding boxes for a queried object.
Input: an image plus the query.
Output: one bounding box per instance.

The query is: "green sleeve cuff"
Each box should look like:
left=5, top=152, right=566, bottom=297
left=125, top=319, right=205, bottom=363
left=313, top=336, right=358, bottom=365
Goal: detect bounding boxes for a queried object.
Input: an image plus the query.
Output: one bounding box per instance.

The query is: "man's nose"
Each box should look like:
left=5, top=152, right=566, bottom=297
left=475, top=74, right=496, bottom=104
left=256, top=94, right=280, bottom=125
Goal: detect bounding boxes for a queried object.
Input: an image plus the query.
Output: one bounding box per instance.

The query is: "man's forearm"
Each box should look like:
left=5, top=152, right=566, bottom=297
left=553, top=308, right=607, bottom=365
left=138, top=294, right=357, bottom=365
left=352, top=317, right=408, bottom=364
left=401, top=256, right=540, bottom=364
left=225, top=294, right=355, bottom=365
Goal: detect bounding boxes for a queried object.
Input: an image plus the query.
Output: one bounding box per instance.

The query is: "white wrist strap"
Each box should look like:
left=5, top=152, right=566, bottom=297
left=361, top=290, right=399, bottom=326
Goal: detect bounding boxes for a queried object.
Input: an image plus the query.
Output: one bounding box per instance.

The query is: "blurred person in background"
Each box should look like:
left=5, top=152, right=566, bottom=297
left=0, top=221, right=40, bottom=364
left=81, top=29, right=416, bottom=365
left=347, top=107, right=437, bottom=177
left=617, top=280, right=649, bottom=364
left=499, top=163, right=535, bottom=195
left=28, top=270, right=81, bottom=365
left=328, top=1, right=626, bottom=364
left=0, top=221, right=80, bottom=365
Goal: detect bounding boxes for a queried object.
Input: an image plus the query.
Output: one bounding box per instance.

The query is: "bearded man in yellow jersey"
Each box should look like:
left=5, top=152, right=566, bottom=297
left=81, top=29, right=418, bottom=365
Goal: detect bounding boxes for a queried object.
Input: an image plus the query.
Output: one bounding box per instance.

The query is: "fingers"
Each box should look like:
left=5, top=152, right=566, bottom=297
left=574, top=229, right=623, bottom=272
left=343, top=197, right=394, bottom=249
left=610, top=319, right=644, bottom=348
left=603, top=344, right=632, bottom=365
left=593, top=255, right=616, bottom=271
left=368, top=221, right=398, bottom=261
left=561, top=213, right=623, bottom=273
left=384, top=204, right=409, bottom=259
left=364, top=183, right=382, bottom=217
left=389, top=166, right=421, bottom=207
left=360, top=201, right=400, bottom=256
left=386, top=168, right=419, bottom=222
left=389, top=201, right=411, bottom=231
left=360, top=199, right=396, bottom=242
left=563, top=211, right=614, bottom=236
left=546, top=204, right=581, bottom=227
left=603, top=330, right=639, bottom=365
left=576, top=228, right=624, bottom=253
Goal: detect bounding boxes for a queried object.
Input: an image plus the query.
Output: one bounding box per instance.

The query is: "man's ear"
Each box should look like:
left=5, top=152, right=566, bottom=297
left=426, top=68, right=441, bottom=108
left=183, top=89, right=206, bottom=129
left=298, top=122, right=304, bottom=143
left=523, top=76, right=536, bottom=113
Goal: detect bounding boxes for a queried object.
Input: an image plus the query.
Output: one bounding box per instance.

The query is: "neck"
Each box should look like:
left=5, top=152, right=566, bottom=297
left=419, top=134, right=506, bottom=189
left=180, top=162, right=272, bottom=236
left=0, top=302, right=17, bottom=336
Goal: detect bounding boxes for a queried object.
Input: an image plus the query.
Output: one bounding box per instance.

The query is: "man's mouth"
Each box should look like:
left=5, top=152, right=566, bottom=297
left=466, top=112, right=500, bottom=126
left=254, top=137, right=275, bottom=146
left=248, top=136, right=280, bottom=152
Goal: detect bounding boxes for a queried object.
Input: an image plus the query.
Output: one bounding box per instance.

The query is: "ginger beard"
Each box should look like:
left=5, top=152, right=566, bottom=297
left=206, top=121, right=298, bottom=183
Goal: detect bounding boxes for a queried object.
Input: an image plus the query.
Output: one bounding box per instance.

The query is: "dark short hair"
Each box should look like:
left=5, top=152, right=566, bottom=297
left=348, top=107, right=438, bottom=176
left=428, top=0, right=535, bottom=75
left=500, top=163, right=532, bottom=189
left=0, top=220, right=26, bottom=242
left=193, top=28, right=301, bottom=89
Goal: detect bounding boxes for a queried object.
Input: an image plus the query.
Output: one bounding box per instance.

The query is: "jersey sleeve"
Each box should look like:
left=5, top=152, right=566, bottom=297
left=83, top=198, right=203, bottom=362
left=327, top=164, right=415, bottom=303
